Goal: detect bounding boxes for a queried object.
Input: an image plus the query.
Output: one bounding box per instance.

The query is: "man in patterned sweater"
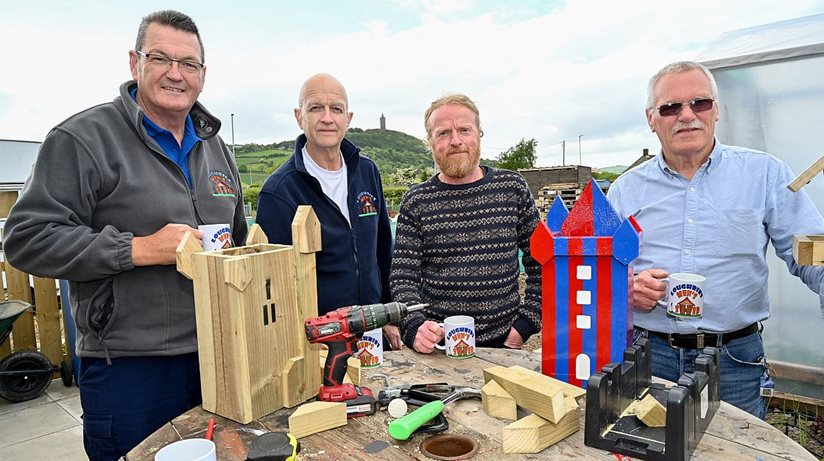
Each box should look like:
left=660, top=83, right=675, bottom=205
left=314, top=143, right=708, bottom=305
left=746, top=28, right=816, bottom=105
left=391, top=94, right=542, bottom=353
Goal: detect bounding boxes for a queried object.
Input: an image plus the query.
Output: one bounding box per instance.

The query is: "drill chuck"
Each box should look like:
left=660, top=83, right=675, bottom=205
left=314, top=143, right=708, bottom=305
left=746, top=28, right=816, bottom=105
left=359, top=302, right=427, bottom=332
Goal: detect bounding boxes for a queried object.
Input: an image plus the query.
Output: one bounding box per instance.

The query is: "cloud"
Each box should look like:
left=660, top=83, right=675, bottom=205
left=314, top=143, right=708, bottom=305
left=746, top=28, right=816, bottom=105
left=2, top=0, right=823, bottom=168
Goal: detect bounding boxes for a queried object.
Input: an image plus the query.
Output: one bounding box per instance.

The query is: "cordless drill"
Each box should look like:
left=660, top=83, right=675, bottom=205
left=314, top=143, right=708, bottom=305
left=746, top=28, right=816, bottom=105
left=304, top=302, right=426, bottom=403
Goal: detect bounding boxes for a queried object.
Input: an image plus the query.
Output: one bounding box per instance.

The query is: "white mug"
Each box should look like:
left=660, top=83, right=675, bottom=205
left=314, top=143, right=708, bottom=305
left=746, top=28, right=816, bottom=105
left=435, top=315, right=476, bottom=359
left=155, top=439, right=216, bottom=461
left=198, top=224, right=232, bottom=251
left=658, top=273, right=706, bottom=319
left=356, top=328, right=383, bottom=368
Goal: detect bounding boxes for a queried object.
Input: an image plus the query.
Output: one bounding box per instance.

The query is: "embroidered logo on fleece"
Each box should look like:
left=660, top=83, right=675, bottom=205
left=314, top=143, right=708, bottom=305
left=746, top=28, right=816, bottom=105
left=209, top=170, right=236, bottom=197
left=357, top=192, right=378, bottom=217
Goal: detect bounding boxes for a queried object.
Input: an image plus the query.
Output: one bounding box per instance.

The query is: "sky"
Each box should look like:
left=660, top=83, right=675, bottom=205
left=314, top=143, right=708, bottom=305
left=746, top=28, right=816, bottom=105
left=2, top=0, right=824, bottom=168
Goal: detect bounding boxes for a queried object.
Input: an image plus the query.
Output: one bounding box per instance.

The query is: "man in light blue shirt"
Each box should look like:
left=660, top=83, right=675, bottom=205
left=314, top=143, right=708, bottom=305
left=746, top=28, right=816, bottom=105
left=607, top=61, right=824, bottom=418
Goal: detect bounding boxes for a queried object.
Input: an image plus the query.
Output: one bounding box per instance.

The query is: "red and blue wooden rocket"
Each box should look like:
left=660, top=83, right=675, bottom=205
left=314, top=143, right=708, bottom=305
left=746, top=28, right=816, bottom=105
left=531, top=179, right=641, bottom=388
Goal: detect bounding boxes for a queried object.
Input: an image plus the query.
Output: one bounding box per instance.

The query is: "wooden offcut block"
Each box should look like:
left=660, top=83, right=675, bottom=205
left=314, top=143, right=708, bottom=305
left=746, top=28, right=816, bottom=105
left=177, top=207, right=322, bottom=423
left=793, top=235, right=824, bottom=266
left=483, top=365, right=583, bottom=423
left=288, top=401, right=347, bottom=438
left=628, top=394, right=666, bottom=427
left=502, top=407, right=579, bottom=454
left=482, top=379, right=517, bottom=421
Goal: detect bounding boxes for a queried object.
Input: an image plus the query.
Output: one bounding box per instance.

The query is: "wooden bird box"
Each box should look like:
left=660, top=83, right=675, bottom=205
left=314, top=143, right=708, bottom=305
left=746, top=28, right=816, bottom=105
left=177, top=206, right=322, bottom=423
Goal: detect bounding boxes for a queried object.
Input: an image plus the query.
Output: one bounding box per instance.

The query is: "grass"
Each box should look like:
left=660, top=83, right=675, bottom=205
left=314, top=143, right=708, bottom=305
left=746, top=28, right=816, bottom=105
left=766, top=410, right=824, bottom=459
left=234, top=149, right=292, bottom=187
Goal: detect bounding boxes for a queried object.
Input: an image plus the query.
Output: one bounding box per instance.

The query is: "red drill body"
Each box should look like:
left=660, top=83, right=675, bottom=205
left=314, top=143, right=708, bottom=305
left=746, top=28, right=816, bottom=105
left=304, top=302, right=425, bottom=402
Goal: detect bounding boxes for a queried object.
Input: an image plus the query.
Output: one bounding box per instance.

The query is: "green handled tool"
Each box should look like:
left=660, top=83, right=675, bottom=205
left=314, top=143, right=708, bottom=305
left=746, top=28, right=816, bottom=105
left=388, top=387, right=480, bottom=440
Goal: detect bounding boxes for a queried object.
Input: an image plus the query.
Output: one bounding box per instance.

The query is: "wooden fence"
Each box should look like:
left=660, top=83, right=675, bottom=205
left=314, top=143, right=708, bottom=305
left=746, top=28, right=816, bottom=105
left=0, top=259, right=71, bottom=370
left=1, top=188, right=71, bottom=370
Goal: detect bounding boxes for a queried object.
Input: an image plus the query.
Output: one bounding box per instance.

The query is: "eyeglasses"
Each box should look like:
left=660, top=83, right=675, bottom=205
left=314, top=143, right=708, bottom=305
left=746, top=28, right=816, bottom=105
left=136, top=50, right=204, bottom=74
left=655, top=98, right=715, bottom=117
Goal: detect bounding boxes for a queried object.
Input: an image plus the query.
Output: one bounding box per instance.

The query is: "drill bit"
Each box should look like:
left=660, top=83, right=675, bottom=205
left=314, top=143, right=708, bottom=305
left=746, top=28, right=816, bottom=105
left=406, top=303, right=428, bottom=314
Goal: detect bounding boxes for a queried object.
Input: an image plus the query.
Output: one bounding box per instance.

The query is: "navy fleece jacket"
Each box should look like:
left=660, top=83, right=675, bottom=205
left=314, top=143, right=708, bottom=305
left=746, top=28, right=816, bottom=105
left=256, top=134, right=392, bottom=314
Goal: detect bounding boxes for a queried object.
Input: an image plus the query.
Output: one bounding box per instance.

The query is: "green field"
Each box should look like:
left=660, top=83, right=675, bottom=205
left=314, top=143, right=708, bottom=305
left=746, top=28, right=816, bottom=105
left=234, top=149, right=292, bottom=186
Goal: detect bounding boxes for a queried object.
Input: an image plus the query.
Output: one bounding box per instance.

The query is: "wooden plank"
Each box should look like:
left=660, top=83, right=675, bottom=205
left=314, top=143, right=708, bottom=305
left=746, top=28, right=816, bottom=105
left=792, top=234, right=824, bottom=266
left=245, top=248, right=295, bottom=420
left=192, top=251, right=219, bottom=418
left=0, top=191, right=18, bottom=218
left=5, top=263, right=35, bottom=350
left=702, top=402, right=817, bottom=460
left=261, top=249, right=301, bottom=409
left=223, top=250, right=255, bottom=423
left=787, top=155, right=824, bottom=192
left=768, top=390, right=824, bottom=417
left=291, top=205, right=322, bottom=402
left=244, top=223, right=268, bottom=245
left=483, top=365, right=566, bottom=423
left=175, top=231, right=202, bottom=280
left=482, top=379, right=517, bottom=421
left=32, top=277, right=62, bottom=366
left=502, top=410, right=579, bottom=454
left=288, top=401, right=346, bottom=438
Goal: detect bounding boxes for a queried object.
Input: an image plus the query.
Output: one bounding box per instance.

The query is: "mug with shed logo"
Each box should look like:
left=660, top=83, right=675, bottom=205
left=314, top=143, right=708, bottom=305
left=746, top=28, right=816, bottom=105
left=658, top=273, right=706, bottom=319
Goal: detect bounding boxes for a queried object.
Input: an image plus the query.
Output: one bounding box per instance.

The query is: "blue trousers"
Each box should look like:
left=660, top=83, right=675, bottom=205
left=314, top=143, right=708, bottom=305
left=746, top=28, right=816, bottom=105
left=78, top=353, right=201, bottom=461
left=634, top=329, right=768, bottom=419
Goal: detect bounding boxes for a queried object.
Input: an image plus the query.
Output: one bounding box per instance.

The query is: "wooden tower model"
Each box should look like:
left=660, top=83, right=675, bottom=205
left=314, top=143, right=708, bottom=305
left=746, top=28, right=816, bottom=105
left=177, top=206, right=322, bottom=423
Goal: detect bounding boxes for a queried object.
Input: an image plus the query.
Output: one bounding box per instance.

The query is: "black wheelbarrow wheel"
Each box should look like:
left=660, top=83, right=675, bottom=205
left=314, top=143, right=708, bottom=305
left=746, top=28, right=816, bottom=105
left=0, top=350, right=53, bottom=402
left=60, top=359, right=73, bottom=387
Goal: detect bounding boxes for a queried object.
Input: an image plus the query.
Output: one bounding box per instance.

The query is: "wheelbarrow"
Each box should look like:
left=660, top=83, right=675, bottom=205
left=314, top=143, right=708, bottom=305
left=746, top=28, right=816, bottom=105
left=0, top=300, right=73, bottom=402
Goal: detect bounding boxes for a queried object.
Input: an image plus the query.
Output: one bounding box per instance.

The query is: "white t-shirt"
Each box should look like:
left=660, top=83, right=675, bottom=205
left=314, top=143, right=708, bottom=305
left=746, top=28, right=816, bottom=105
left=302, top=146, right=351, bottom=226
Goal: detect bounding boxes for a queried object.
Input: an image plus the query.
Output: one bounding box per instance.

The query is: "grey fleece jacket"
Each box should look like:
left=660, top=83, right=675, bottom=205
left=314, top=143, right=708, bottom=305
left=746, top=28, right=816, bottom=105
left=4, top=80, right=247, bottom=361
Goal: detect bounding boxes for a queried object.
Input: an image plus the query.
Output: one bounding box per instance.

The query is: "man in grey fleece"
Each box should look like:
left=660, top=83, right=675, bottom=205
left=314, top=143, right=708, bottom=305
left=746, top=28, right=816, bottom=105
left=3, top=10, right=246, bottom=461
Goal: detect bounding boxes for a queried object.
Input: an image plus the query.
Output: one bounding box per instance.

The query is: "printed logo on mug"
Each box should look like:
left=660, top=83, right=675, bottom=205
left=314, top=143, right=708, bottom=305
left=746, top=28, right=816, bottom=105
left=435, top=315, right=475, bottom=359
left=356, top=328, right=383, bottom=368
left=198, top=224, right=232, bottom=251
left=658, top=273, right=705, bottom=319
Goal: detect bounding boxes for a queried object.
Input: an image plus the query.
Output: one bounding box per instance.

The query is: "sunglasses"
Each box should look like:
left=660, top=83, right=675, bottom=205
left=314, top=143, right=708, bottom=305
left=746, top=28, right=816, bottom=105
left=655, top=98, right=715, bottom=117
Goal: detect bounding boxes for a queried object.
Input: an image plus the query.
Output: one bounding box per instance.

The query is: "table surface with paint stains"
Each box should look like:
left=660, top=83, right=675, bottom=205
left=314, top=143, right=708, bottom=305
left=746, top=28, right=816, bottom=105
left=125, top=348, right=815, bottom=461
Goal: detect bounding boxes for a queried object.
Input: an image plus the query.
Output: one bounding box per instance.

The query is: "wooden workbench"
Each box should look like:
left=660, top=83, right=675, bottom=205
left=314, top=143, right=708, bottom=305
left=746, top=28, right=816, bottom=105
left=126, top=348, right=815, bottom=461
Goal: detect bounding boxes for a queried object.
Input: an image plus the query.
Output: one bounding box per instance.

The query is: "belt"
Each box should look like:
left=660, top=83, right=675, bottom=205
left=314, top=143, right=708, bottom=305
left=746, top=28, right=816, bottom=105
left=641, top=323, right=759, bottom=349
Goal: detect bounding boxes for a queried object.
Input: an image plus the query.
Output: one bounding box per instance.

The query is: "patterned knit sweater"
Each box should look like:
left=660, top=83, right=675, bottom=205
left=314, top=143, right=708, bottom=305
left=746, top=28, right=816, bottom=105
left=391, top=166, right=542, bottom=348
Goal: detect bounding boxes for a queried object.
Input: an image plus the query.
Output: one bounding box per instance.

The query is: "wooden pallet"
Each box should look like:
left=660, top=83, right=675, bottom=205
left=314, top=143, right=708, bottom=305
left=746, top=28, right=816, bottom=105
left=536, top=185, right=584, bottom=211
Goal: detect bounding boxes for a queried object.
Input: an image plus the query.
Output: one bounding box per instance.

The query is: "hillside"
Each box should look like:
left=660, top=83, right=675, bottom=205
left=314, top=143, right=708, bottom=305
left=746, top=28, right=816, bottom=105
left=346, top=128, right=432, bottom=174
left=598, top=165, right=627, bottom=175
left=234, top=128, right=626, bottom=187
left=233, top=128, right=432, bottom=187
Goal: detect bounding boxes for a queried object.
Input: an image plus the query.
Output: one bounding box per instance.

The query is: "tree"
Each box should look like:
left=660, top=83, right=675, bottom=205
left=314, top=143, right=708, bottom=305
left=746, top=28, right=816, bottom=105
left=496, top=138, right=537, bottom=171
left=243, top=185, right=261, bottom=209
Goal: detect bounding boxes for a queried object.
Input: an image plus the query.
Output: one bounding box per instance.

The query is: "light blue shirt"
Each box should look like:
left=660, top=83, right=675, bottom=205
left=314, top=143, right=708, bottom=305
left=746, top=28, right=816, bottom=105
left=607, top=141, right=824, bottom=334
